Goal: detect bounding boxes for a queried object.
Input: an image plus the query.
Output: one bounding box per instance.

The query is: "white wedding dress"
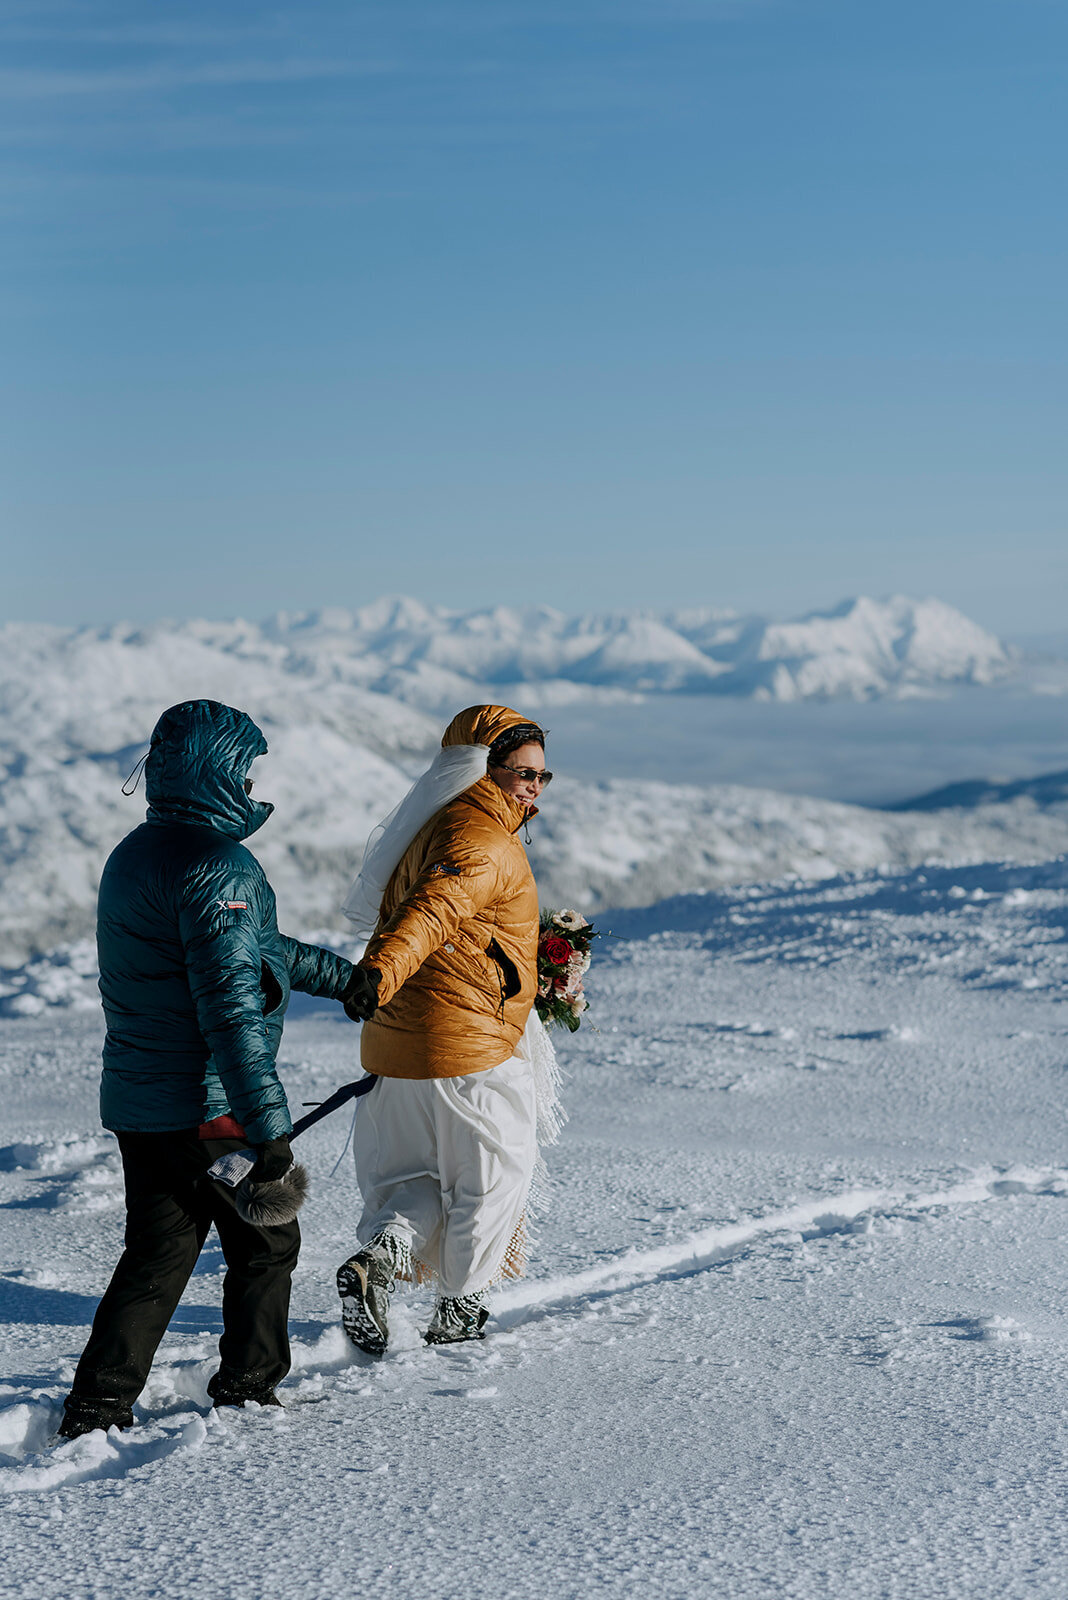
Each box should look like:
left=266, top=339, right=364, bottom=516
left=342, top=745, right=565, bottom=1297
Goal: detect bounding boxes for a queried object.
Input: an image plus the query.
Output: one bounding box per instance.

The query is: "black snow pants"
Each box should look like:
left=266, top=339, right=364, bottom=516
left=68, top=1130, right=300, bottom=1410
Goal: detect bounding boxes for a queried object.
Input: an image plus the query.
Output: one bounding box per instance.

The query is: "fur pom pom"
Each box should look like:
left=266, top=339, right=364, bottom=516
left=233, top=1161, right=309, bottom=1226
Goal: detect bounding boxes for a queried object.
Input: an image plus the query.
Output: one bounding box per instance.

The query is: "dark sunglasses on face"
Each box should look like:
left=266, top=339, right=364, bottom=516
left=244, top=778, right=254, bottom=794
left=490, top=763, right=553, bottom=786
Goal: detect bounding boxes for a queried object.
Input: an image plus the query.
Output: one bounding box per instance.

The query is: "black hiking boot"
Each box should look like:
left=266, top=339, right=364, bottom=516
left=57, top=1394, right=134, bottom=1440
left=337, top=1243, right=395, bottom=1356
left=423, top=1293, right=490, bottom=1346
left=207, top=1368, right=283, bottom=1409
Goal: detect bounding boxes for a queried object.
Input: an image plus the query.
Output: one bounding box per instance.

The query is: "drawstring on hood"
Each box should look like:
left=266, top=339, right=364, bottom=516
left=121, top=751, right=149, bottom=795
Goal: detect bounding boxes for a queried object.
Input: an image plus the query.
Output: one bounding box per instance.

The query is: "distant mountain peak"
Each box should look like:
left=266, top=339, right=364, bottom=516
left=0, top=593, right=1045, bottom=968
left=260, top=591, right=1013, bottom=702
left=0, top=595, right=1016, bottom=724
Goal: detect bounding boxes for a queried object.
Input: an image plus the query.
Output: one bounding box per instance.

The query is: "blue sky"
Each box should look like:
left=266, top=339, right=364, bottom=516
left=2, top=0, right=1065, bottom=634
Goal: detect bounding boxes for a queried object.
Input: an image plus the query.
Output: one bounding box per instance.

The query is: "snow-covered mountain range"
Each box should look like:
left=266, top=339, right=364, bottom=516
left=0, top=594, right=1013, bottom=724
left=0, top=593, right=1055, bottom=966
left=272, top=591, right=1012, bottom=702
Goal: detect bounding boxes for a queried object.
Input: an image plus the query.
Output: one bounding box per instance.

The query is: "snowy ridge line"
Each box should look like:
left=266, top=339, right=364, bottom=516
left=493, top=1166, right=1068, bottom=1324
left=0, top=594, right=1016, bottom=711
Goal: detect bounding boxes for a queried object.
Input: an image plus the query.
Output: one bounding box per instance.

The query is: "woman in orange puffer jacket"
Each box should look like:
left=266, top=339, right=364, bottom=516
left=336, top=704, right=555, bottom=1349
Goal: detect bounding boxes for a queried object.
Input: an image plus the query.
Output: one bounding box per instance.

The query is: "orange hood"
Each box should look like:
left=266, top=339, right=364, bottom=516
left=441, top=704, right=542, bottom=750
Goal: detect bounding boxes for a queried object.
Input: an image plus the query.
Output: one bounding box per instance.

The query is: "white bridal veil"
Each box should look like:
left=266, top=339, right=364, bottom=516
left=341, top=743, right=490, bottom=938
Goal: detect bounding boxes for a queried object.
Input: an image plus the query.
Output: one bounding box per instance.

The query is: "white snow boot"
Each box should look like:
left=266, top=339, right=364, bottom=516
left=423, top=1292, right=489, bottom=1345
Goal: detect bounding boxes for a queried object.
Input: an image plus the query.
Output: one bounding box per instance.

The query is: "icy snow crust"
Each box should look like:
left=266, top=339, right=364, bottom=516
left=2, top=858, right=1068, bottom=1597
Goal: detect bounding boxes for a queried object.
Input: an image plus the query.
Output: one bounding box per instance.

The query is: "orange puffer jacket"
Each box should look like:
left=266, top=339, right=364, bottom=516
left=359, top=706, right=541, bottom=1080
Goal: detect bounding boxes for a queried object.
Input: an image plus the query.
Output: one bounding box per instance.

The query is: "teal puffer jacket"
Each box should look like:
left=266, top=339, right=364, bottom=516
left=98, top=700, right=353, bottom=1142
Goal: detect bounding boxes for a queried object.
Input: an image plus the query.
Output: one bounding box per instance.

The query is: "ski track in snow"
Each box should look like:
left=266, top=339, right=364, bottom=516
left=494, top=1166, right=1068, bottom=1323
left=2, top=1161, right=1065, bottom=1491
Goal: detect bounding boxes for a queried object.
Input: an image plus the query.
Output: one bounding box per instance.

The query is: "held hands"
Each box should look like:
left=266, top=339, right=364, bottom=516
left=250, top=1136, right=293, bottom=1183
left=341, top=964, right=381, bottom=1022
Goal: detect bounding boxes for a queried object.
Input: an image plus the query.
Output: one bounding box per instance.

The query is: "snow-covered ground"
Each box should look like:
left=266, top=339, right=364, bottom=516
left=2, top=856, right=1067, bottom=1598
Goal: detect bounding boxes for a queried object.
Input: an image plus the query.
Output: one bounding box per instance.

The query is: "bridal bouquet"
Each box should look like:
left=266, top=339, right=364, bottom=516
left=535, top=909, right=599, bottom=1032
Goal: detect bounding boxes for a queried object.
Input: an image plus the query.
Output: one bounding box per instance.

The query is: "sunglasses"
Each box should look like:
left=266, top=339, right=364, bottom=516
left=490, top=763, right=553, bottom=786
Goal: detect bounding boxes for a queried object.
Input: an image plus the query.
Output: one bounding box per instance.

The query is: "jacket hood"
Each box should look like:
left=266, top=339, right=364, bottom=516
left=441, top=704, right=541, bottom=750
left=441, top=705, right=543, bottom=834
left=144, top=700, right=274, bottom=840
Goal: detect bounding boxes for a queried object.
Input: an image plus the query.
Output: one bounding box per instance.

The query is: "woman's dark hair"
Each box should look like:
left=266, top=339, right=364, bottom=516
left=488, top=723, right=545, bottom=766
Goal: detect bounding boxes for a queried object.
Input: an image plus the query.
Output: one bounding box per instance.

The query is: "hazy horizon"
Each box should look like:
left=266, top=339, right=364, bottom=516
left=2, top=591, right=1066, bottom=652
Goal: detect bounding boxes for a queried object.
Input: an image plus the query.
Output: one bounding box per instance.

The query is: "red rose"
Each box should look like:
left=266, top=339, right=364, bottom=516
left=541, top=935, right=571, bottom=966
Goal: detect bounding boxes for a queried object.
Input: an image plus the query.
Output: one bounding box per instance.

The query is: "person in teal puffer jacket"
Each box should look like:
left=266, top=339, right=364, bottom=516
left=59, top=699, right=357, bottom=1439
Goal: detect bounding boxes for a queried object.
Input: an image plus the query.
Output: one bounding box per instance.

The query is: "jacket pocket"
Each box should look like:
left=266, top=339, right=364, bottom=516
left=487, top=939, right=522, bottom=1002
left=259, top=960, right=287, bottom=1016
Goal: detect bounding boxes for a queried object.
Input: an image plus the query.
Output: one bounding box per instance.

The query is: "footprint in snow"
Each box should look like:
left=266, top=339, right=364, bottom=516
left=929, top=1315, right=1034, bottom=1344
left=0, top=1135, right=122, bottom=1216
left=0, top=1400, right=210, bottom=1492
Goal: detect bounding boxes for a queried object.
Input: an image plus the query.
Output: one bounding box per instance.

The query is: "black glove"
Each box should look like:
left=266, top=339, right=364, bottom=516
left=249, top=1136, right=292, bottom=1183
left=341, top=965, right=381, bottom=1022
